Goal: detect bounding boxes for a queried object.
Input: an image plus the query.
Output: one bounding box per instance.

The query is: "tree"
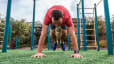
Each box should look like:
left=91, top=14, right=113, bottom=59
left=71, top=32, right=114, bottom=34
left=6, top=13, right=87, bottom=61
left=11, top=20, right=32, bottom=48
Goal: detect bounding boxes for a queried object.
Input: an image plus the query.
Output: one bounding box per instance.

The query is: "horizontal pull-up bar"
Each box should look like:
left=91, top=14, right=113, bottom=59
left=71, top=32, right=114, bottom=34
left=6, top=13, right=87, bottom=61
left=80, top=13, right=94, bottom=14
left=78, top=0, right=103, bottom=9
left=79, top=8, right=94, bottom=9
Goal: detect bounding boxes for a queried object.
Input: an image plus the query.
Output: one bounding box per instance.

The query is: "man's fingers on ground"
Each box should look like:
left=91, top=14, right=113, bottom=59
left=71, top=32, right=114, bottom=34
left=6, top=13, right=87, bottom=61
left=70, top=54, right=73, bottom=57
left=43, top=54, right=47, bottom=57
left=74, top=55, right=83, bottom=58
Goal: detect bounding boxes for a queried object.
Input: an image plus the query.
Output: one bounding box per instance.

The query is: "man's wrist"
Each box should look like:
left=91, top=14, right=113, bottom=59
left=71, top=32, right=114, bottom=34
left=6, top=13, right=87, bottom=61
left=74, top=50, right=79, bottom=53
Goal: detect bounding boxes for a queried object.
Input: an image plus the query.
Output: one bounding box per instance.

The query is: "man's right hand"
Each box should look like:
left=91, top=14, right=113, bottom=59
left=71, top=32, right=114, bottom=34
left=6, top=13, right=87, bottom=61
left=31, top=53, right=47, bottom=58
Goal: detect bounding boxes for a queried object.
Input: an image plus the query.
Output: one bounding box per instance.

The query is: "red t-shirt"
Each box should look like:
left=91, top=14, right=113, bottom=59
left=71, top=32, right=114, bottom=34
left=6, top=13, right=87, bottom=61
left=43, top=5, right=73, bottom=27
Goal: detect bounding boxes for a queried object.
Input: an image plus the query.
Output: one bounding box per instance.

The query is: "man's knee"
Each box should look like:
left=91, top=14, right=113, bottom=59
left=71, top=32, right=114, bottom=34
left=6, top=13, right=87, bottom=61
left=61, top=30, right=67, bottom=37
left=50, top=30, right=56, bottom=38
left=61, top=30, right=67, bottom=41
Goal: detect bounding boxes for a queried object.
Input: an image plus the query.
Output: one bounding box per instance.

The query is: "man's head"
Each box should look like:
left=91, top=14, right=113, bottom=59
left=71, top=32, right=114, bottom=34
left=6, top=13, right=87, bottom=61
left=51, top=10, right=63, bottom=26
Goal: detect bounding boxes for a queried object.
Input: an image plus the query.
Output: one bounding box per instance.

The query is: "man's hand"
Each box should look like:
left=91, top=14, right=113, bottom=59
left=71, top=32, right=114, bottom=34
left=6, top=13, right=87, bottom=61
left=31, top=53, right=47, bottom=58
left=70, top=53, right=83, bottom=58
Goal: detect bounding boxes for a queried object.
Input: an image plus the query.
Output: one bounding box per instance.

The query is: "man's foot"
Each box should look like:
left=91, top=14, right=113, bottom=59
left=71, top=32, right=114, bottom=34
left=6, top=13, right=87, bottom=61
left=61, top=43, right=66, bottom=51
left=52, top=42, right=57, bottom=51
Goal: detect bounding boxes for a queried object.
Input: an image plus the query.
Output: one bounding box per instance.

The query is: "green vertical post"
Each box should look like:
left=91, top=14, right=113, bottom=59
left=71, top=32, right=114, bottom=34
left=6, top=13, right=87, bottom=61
left=18, top=37, right=20, bottom=48
left=48, top=24, right=51, bottom=50
left=68, top=33, right=70, bottom=50
left=103, top=0, right=113, bottom=54
left=82, top=0, right=87, bottom=51
left=31, top=0, right=36, bottom=50
left=2, top=0, right=12, bottom=52
left=77, top=4, right=80, bottom=50
left=15, top=36, right=17, bottom=49
left=94, top=4, right=100, bottom=51
left=8, top=19, right=13, bottom=49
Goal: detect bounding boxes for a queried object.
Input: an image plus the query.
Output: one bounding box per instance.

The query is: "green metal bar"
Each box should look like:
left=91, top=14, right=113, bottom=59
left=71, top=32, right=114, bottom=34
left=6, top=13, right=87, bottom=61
left=48, top=24, right=51, bottom=50
left=18, top=37, right=20, bottom=49
left=15, top=36, right=17, bottom=49
left=31, top=0, right=36, bottom=50
left=8, top=19, right=13, bottom=49
left=68, top=33, right=70, bottom=50
left=2, top=0, right=12, bottom=52
left=103, top=0, right=113, bottom=55
left=77, top=4, right=80, bottom=50
left=94, top=4, right=100, bottom=51
left=82, top=0, right=87, bottom=51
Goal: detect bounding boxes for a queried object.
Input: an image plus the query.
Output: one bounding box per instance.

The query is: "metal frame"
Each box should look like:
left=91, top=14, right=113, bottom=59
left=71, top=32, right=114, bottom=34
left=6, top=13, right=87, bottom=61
left=2, top=0, right=12, bottom=52
left=77, top=0, right=113, bottom=55
left=103, top=0, right=113, bottom=55
left=1, top=0, right=113, bottom=55
left=31, top=0, right=36, bottom=50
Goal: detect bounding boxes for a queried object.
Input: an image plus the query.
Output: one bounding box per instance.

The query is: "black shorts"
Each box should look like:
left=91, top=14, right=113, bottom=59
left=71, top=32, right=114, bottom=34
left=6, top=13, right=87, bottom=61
left=50, top=24, right=67, bottom=30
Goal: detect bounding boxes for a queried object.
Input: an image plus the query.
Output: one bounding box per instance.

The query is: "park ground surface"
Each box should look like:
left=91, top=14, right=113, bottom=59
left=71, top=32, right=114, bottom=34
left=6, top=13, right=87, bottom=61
left=0, top=50, right=114, bottom=64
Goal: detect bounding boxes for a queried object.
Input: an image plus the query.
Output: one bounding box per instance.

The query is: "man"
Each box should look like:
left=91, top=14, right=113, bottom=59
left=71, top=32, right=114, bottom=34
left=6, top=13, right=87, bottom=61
left=32, top=5, right=83, bottom=58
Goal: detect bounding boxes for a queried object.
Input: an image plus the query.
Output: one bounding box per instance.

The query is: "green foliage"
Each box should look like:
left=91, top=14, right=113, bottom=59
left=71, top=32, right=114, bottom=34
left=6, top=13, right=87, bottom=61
left=10, top=20, right=32, bottom=48
left=12, top=21, right=31, bottom=37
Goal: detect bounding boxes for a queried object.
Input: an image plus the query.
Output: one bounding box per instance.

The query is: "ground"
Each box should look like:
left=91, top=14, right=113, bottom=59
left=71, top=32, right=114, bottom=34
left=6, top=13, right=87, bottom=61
left=0, top=50, right=114, bottom=64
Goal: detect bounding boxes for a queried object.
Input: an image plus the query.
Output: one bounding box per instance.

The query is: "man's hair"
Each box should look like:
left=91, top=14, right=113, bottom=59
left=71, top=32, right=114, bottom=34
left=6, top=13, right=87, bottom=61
left=51, top=10, right=63, bottom=20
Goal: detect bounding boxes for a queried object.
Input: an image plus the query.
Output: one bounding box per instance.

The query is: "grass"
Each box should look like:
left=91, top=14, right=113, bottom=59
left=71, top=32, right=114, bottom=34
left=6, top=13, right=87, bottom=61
left=0, top=50, right=114, bottom=64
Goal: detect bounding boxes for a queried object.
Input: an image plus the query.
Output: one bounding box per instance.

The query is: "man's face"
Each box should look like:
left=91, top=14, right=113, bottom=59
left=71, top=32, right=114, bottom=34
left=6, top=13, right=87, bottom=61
left=52, top=17, right=62, bottom=27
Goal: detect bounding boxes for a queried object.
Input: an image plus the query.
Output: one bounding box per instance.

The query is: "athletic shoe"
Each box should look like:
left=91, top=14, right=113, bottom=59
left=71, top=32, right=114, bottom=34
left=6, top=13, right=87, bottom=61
left=61, top=43, right=66, bottom=51
left=52, top=42, right=57, bottom=51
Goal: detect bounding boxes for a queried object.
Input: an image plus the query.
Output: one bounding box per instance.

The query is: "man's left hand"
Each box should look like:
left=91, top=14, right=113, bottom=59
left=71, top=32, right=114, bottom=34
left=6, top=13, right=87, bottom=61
left=70, top=53, right=83, bottom=58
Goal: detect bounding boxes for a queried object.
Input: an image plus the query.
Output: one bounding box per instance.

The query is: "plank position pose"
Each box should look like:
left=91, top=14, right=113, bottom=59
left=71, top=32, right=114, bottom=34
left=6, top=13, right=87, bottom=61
left=32, top=5, right=83, bottom=58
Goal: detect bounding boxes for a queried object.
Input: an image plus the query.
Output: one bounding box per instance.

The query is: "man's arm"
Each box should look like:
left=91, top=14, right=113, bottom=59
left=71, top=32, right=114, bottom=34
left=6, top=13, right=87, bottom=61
left=68, top=26, right=83, bottom=58
left=68, top=26, right=78, bottom=51
left=37, top=24, right=48, bottom=53
left=31, top=24, right=48, bottom=58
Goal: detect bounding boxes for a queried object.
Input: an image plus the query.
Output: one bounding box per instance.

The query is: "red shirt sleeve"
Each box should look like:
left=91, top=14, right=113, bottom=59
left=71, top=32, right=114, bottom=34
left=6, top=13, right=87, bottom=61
left=43, top=11, right=51, bottom=25
left=66, top=16, right=73, bottom=27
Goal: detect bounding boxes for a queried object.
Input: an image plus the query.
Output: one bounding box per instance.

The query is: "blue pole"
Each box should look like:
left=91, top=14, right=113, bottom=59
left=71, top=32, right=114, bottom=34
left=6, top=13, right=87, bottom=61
left=48, top=24, right=51, bottom=50
left=82, top=0, right=87, bottom=51
left=15, top=36, right=17, bottom=49
left=94, top=4, right=100, bottom=51
left=68, top=33, right=70, bottom=50
left=2, top=0, right=12, bottom=52
left=103, top=0, right=113, bottom=55
left=77, top=4, right=80, bottom=50
left=31, top=0, right=36, bottom=50
left=18, top=37, right=20, bottom=49
left=8, top=19, right=13, bottom=49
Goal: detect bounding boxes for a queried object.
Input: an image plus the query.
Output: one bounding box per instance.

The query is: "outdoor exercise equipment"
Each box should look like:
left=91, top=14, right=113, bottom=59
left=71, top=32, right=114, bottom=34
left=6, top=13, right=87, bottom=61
left=1, top=0, right=113, bottom=55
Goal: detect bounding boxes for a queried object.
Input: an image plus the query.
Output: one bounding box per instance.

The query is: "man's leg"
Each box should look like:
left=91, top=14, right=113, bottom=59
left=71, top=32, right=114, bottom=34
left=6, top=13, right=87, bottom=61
left=61, top=25, right=67, bottom=51
left=50, top=24, right=57, bottom=51
left=50, top=30, right=56, bottom=42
